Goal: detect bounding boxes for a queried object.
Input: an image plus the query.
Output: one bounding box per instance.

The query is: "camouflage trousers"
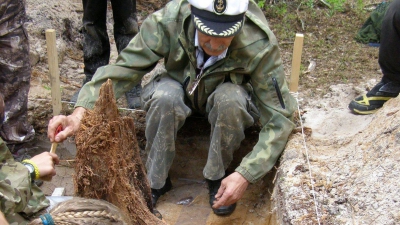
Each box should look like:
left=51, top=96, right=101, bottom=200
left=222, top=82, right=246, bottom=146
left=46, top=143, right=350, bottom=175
left=0, top=0, right=35, bottom=145
left=142, top=76, right=258, bottom=189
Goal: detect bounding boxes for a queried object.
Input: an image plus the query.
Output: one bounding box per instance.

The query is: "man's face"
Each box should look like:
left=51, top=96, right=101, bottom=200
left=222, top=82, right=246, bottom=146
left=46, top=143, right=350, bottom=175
left=197, top=31, right=235, bottom=56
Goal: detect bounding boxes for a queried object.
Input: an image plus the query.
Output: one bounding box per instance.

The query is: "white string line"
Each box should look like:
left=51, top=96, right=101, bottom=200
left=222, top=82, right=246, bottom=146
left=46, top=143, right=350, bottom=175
left=29, top=98, right=146, bottom=113
left=290, top=91, right=321, bottom=225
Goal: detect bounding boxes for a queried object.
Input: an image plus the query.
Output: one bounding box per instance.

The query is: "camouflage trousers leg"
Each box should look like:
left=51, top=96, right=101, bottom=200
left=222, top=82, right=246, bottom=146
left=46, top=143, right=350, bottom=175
left=204, top=83, right=256, bottom=181
left=0, top=2, right=35, bottom=145
left=142, top=76, right=192, bottom=189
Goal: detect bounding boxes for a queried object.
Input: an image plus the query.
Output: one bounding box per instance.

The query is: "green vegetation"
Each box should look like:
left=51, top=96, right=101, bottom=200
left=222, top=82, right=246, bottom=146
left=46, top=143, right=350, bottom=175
left=255, top=0, right=373, bottom=97
left=256, top=0, right=356, bottom=14
left=325, top=0, right=347, bottom=12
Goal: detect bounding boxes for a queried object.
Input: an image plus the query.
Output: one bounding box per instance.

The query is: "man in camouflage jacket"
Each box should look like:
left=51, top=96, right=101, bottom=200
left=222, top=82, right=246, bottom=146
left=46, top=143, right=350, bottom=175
left=48, top=0, right=297, bottom=215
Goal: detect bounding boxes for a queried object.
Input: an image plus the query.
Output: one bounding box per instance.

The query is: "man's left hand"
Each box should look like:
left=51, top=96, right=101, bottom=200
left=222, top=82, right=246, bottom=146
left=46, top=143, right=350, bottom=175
left=212, top=172, right=249, bottom=208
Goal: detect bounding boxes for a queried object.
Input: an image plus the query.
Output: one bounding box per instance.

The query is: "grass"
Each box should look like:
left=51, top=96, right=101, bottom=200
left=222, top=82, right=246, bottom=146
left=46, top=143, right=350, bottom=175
left=259, top=0, right=378, bottom=97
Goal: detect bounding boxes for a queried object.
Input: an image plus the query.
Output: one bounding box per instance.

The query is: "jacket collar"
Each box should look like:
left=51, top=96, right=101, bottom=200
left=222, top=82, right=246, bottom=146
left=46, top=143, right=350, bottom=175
left=178, top=7, right=246, bottom=73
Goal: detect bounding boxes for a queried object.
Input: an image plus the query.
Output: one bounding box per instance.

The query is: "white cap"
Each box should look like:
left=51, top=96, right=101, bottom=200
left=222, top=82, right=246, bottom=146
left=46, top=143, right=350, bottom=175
left=188, top=0, right=249, bottom=37
left=188, top=0, right=249, bottom=16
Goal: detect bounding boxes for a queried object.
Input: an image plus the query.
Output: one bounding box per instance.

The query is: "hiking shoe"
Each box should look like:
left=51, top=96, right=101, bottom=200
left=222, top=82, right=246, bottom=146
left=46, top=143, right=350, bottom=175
left=207, top=178, right=236, bottom=215
left=349, top=81, right=400, bottom=115
left=125, top=84, right=142, bottom=109
left=151, top=176, right=172, bottom=208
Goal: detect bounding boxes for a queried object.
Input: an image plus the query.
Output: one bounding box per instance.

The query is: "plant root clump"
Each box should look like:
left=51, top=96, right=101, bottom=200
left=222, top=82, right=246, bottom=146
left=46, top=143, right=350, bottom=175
left=74, top=79, right=165, bottom=225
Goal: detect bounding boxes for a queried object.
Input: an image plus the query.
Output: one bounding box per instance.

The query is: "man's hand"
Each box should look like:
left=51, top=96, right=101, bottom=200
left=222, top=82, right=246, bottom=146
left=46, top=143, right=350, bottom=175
left=47, top=107, right=86, bottom=143
left=212, top=172, right=249, bottom=208
left=30, top=152, right=60, bottom=181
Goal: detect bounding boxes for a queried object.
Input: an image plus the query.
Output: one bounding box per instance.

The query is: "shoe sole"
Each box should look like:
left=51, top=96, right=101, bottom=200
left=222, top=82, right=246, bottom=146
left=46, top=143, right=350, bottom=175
left=351, top=108, right=378, bottom=115
left=212, top=203, right=237, bottom=216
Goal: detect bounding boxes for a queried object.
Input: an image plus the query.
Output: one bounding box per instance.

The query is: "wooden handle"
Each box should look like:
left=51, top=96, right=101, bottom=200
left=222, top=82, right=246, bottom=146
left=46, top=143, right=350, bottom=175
left=50, top=142, right=58, bottom=154
left=49, top=125, right=63, bottom=153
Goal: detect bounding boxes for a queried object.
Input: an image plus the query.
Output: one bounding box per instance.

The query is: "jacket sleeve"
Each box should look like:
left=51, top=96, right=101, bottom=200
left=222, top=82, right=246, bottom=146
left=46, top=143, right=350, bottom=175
left=235, top=38, right=297, bottom=183
left=75, top=4, right=174, bottom=109
left=0, top=138, right=49, bottom=219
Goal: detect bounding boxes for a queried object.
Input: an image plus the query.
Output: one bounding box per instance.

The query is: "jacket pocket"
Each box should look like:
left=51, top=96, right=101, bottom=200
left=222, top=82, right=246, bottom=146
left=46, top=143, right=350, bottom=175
left=247, top=98, right=260, bottom=122
left=229, top=72, right=250, bottom=85
left=141, top=73, right=162, bottom=105
left=245, top=84, right=260, bottom=122
left=204, top=75, right=225, bottom=94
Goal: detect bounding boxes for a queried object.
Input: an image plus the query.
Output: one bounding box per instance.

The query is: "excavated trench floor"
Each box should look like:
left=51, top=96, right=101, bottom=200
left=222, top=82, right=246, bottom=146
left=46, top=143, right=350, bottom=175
left=32, top=116, right=277, bottom=224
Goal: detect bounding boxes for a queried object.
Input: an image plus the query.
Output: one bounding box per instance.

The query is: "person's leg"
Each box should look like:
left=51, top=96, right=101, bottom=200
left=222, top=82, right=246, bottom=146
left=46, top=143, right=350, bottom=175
left=142, top=75, right=191, bottom=206
left=379, top=0, right=400, bottom=82
left=379, top=0, right=400, bottom=83
left=111, top=0, right=141, bottom=109
left=205, top=82, right=256, bottom=215
left=0, top=0, right=35, bottom=147
left=71, top=0, right=109, bottom=102
left=110, top=0, right=138, bottom=53
left=349, top=0, right=400, bottom=115
left=82, top=0, right=110, bottom=81
left=205, top=83, right=255, bottom=180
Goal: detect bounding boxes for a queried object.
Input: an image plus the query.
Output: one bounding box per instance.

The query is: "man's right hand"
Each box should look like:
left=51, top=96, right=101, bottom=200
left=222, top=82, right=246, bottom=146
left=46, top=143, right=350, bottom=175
left=47, top=107, right=86, bottom=143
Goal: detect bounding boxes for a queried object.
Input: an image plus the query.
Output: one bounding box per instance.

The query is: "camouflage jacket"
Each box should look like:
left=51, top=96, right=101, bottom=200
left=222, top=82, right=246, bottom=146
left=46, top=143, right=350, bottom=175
left=0, top=138, right=49, bottom=224
left=76, top=0, right=297, bottom=183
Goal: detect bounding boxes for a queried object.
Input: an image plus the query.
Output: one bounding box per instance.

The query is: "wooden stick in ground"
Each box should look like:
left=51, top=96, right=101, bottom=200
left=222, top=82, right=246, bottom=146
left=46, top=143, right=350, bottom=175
left=289, top=33, right=304, bottom=93
left=45, top=29, right=62, bottom=116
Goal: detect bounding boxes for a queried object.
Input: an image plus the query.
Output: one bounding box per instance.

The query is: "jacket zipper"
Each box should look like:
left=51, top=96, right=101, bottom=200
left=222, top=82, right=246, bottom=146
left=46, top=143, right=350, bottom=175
left=178, top=38, right=244, bottom=111
left=178, top=38, right=202, bottom=111
left=272, top=77, right=285, bottom=109
left=178, top=38, right=196, bottom=88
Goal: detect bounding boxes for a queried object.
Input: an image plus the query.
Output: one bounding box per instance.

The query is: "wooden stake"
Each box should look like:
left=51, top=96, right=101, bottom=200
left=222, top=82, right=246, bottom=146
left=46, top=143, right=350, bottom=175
left=45, top=29, right=62, bottom=116
left=289, top=33, right=304, bottom=93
